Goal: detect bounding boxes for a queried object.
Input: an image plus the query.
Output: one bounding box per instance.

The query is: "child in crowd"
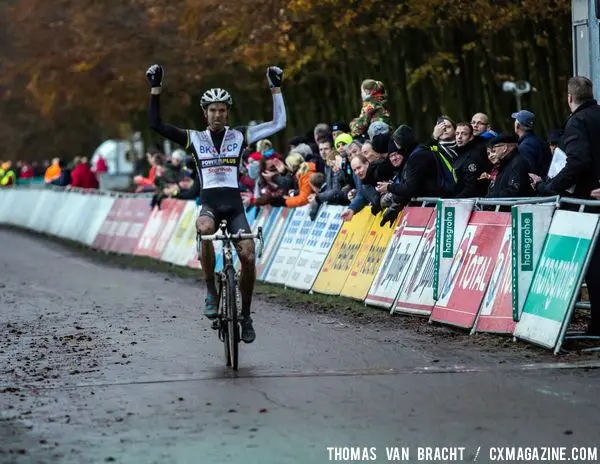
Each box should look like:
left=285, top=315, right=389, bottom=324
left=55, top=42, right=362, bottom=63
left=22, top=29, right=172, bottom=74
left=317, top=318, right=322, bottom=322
left=349, top=79, right=391, bottom=139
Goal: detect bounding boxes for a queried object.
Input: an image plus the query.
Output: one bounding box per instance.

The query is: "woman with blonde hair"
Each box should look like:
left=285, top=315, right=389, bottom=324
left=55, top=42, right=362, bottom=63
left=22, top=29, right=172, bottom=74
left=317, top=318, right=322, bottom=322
left=283, top=147, right=316, bottom=208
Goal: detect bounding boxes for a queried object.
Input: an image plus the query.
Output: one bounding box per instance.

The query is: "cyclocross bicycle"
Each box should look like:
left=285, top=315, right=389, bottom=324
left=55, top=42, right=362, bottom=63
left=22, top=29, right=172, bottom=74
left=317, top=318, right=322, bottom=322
left=197, top=220, right=263, bottom=370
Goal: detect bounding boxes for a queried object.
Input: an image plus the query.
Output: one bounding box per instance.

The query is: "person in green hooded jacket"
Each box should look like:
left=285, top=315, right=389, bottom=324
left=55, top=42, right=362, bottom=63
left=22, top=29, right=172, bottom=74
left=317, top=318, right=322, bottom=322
left=349, top=79, right=392, bottom=139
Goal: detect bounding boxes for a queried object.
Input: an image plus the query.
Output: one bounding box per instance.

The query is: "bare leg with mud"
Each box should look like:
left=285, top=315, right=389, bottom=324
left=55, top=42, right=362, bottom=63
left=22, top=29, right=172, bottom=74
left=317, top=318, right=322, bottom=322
left=235, top=239, right=256, bottom=319
left=197, top=216, right=218, bottom=316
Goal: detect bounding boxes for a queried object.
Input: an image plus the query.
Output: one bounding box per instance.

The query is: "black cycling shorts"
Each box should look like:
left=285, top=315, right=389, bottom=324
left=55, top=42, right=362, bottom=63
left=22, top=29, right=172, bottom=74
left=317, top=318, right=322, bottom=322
left=198, top=200, right=251, bottom=234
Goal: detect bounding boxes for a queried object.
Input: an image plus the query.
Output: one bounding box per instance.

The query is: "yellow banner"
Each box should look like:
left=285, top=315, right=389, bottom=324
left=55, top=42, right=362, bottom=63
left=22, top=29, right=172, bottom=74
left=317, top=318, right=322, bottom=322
left=340, top=211, right=402, bottom=300
left=311, top=208, right=375, bottom=295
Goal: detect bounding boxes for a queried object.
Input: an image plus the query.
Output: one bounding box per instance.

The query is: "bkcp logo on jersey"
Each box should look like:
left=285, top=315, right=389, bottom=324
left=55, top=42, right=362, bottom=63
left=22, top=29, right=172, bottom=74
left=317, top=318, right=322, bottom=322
left=197, top=145, right=219, bottom=155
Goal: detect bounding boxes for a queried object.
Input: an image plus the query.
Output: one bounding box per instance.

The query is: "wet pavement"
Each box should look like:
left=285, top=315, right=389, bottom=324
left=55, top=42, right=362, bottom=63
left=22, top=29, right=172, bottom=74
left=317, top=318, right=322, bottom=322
left=1, top=230, right=600, bottom=463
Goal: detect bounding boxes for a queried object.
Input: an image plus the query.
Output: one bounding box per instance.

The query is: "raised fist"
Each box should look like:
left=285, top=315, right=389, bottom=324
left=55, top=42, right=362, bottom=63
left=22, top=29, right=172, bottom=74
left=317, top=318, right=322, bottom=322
left=146, top=64, right=164, bottom=88
left=266, top=66, right=283, bottom=89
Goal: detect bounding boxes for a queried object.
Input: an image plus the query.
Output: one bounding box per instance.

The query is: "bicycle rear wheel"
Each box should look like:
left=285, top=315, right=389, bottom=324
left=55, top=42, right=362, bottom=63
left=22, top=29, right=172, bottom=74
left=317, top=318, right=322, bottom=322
left=224, top=266, right=239, bottom=370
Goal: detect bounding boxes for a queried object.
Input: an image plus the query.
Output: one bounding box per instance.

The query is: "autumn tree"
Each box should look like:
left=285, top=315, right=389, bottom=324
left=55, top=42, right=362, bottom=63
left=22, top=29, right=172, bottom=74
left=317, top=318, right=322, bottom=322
left=0, top=0, right=573, bottom=161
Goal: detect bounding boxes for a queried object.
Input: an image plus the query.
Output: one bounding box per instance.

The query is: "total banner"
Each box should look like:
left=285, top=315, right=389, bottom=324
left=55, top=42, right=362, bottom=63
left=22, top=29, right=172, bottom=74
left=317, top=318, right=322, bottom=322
left=510, top=204, right=555, bottom=322
left=265, top=205, right=313, bottom=285
left=365, top=207, right=434, bottom=309
left=392, top=212, right=437, bottom=316
left=513, top=210, right=600, bottom=353
left=429, top=211, right=511, bottom=329
left=340, top=211, right=399, bottom=300
left=472, top=225, right=514, bottom=334
left=433, top=199, right=475, bottom=301
left=311, top=208, right=374, bottom=295
left=286, top=205, right=344, bottom=291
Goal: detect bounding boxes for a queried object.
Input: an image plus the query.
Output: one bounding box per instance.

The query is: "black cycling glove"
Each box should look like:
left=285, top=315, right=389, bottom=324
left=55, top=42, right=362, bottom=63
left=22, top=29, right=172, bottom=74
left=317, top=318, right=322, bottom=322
left=266, top=66, right=283, bottom=89
left=146, top=64, right=164, bottom=88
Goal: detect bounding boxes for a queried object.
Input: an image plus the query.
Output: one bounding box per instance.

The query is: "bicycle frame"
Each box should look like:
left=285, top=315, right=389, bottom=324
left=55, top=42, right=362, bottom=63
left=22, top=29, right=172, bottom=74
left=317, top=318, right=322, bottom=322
left=197, top=220, right=263, bottom=369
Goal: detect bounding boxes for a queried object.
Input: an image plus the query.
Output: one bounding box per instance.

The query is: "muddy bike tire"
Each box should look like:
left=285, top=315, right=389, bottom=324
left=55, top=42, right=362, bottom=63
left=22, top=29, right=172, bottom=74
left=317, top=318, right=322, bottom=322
left=224, top=266, right=239, bottom=370
left=216, top=273, right=231, bottom=367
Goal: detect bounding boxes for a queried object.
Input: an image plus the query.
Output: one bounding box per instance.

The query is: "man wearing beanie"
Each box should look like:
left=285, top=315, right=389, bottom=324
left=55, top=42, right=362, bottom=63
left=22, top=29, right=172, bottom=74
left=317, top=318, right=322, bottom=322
left=376, top=125, right=445, bottom=226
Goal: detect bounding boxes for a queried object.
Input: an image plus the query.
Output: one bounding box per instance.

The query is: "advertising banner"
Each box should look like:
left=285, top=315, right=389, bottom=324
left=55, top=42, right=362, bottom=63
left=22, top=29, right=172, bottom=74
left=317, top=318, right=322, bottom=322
left=265, top=205, right=313, bottom=285
left=286, top=205, right=344, bottom=291
left=433, top=199, right=475, bottom=300
left=366, top=207, right=434, bottom=309
left=514, top=210, right=600, bottom=352
left=134, top=199, right=185, bottom=258
left=311, top=208, right=374, bottom=295
left=108, top=198, right=151, bottom=254
left=92, top=199, right=126, bottom=251
left=257, top=207, right=292, bottom=280
left=473, top=226, right=515, bottom=334
left=161, top=201, right=199, bottom=266
left=340, top=211, right=400, bottom=301
left=511, top=204, right=555, bottom=321
left=393, top=212, right=437, bottom=316
left=430, top=212, right=511, bottom=329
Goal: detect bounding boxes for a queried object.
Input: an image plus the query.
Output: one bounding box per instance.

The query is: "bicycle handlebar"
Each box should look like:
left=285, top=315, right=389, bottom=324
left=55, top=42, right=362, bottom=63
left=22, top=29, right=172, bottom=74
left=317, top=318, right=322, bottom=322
left=198, top=221, right=264, bottom=259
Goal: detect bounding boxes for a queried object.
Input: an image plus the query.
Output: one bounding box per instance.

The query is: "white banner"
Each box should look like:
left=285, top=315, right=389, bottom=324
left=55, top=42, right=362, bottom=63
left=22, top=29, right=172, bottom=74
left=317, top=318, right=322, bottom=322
left=433, top=199, right=475, bottom=300
left=265, top=205, right=314, bottom=285
left=286, top=205, right=344, bottom=291
left=511, top=204, right=555, bottom=321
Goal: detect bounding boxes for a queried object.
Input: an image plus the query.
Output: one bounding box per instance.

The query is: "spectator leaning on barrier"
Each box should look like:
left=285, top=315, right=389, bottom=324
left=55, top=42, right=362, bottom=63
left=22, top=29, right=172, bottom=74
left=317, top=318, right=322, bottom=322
left=512, top=110, right=552, bottom=177
left=50, top=160, right=72, bottom=187
left=533, top=76, right=600, bottom=335
left=268, top=152, right=316, bottom=208
left=485, top=133, right=533, bottom=198
left=532, top=77, right=600, bottom=201
left=430, top=115, right=458, bottom=163
left=70, top=157, right=99, bottom=189
left=361, top=140, right=379, bottom=162
left=376, top=124, right=447, bottom=227
left=378, top=144, right=406, bottom=209
left=0, top=161, right=16, bottom=187
left=44, top=157, right=61, bottom=184
left=340, top=154, right=386, bottom=221
left=453, top=122, right=489, bottom=198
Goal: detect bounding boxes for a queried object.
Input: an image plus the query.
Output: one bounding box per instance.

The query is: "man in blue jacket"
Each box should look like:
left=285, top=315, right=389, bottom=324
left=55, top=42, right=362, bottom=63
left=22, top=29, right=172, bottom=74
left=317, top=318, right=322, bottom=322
left=512, top=110, right=552, bottom=176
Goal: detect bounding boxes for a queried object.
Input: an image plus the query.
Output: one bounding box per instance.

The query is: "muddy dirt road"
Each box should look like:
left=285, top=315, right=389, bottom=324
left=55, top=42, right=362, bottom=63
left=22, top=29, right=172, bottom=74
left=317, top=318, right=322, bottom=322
left=1, top=230, right=600, bottom=463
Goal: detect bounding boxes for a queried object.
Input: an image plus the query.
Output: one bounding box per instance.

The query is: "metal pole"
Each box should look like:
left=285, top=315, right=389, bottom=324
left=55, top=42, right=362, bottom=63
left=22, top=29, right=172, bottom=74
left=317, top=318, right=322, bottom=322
left=516, top=94, right=522, bottom=112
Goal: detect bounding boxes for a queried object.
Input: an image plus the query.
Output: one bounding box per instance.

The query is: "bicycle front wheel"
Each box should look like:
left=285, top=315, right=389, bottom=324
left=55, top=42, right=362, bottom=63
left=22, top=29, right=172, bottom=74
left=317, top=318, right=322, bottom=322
left=224, top=266, right=239, bottom=370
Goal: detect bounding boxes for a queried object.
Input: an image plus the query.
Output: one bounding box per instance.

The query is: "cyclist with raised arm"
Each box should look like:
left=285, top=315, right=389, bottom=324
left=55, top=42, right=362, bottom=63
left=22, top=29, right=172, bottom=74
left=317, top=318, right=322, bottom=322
left=146, top=64, right=286, bottom=343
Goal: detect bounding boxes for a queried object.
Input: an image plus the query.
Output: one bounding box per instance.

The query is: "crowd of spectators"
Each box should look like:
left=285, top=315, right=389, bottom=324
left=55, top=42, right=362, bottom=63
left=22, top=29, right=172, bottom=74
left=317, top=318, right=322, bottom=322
left=149, top=77, right=579, bottom=228
left=0, top=156, right=107, bottom=189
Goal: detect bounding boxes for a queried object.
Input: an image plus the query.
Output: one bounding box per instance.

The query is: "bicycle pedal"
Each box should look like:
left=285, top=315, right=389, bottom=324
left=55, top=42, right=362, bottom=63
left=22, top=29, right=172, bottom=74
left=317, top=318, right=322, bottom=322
left=211, top=320, right=219, bottom=330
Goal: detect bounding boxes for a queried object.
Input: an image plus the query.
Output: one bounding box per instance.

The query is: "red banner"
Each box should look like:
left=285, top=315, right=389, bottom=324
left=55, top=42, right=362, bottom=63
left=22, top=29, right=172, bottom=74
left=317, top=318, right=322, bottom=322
left=133, top=199, right=186, bottom=258
left=92, top=199, right=126, bottom=251
left=429, top=212, right=510, bottom=329
left=110, top=198, right=153, bottom=254
left=473, top=226, right=515, bottom=334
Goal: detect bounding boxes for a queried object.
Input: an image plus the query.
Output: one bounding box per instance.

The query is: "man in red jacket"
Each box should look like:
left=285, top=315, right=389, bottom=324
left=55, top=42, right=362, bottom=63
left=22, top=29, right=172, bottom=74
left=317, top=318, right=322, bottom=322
left=71, top=157, right=100, bottom=189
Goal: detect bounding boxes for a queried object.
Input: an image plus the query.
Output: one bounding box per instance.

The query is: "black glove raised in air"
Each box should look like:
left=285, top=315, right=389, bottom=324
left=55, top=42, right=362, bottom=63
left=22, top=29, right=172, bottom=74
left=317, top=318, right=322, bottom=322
left=146, top=64, right=164, bottom=88
left=266, top=66, right=283, bottom=89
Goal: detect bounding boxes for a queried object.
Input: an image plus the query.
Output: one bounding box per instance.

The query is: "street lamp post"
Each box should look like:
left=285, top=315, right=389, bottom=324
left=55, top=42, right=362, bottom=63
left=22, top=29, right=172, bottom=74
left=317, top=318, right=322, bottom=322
left=502, top=80, right=532, bottom=112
